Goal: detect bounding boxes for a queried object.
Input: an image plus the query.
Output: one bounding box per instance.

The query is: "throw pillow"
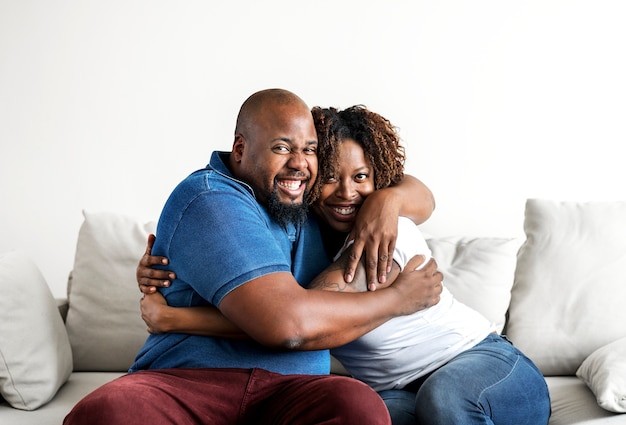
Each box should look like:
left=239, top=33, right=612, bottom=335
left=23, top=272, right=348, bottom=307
left=576, top=336, right=626, bottom=413
left=65, top=211, right=156, bottom=371
left=507, top=199, right=626, bottom=375
left=426, top=236, right=523, bottom=334
left=0, top=251, right=73, bottom=410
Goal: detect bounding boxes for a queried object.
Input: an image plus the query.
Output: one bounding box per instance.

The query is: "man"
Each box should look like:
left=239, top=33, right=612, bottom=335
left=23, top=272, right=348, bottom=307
left=64, top=89, right=442, bottom=425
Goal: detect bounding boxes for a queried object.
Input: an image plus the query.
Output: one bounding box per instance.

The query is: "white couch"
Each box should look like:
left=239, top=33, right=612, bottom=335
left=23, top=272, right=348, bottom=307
left=1, top=199, right=626, bottom=424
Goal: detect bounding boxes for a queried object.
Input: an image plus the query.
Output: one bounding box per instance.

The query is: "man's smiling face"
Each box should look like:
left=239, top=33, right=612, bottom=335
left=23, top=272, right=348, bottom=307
left=232, top=99, right=318, bottom=224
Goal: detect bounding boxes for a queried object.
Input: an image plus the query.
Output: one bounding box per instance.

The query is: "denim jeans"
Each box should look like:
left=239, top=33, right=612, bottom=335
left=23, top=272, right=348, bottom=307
left=378, top=334, right=551, bottom=425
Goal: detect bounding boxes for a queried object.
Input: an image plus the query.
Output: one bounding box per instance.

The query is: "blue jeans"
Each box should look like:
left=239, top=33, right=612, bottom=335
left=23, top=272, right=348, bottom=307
left=378, top=334, right=551, bottom=425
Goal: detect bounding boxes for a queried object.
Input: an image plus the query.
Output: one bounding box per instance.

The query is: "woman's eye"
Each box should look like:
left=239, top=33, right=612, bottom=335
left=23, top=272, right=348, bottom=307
left=355, top=173, right=368, bottom=181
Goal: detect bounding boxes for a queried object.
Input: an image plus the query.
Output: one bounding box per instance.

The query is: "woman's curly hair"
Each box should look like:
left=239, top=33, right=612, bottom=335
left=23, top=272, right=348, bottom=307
left=308, top=105, right=406, bottom=204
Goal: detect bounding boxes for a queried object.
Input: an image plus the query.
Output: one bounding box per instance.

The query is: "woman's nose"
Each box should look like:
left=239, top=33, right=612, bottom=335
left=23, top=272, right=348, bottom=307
left=336, top=180, right=355, bottom=199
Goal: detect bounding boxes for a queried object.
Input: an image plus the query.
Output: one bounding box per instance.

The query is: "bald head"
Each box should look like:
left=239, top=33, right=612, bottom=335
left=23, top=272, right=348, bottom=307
left=235, top=89, right=310, bottom=136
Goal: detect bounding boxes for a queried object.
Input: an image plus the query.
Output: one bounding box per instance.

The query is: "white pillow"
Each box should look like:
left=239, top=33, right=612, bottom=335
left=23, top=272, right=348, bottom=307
left=65, top=211, right=156, bottom=371
left=0, top=251, right=73, bottom=410
left=426, top=236, right=523, bottom=334
left=507, top=199, right=626, bottom=375
left=576, top=336, right=626, bottom=413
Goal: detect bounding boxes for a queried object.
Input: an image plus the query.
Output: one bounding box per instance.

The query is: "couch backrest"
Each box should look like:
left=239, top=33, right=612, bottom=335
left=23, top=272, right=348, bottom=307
left=65, top=210, right=156, bottom=372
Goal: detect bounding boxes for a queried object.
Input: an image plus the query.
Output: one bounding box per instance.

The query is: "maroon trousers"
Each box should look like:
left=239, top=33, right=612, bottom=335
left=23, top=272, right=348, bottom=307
left=64, top=368, right=391, bottom=425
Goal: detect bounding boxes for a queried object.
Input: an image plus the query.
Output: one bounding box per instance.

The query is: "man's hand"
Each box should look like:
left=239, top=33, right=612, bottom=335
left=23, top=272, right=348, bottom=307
left=389, top=256, right=443, bottom=314
left=136, top=234, right=175, bottom=294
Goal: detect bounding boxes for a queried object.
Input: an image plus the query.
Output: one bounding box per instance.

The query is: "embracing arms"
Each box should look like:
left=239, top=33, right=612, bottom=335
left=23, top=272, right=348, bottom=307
left=139, top=238, right=435, bottom=349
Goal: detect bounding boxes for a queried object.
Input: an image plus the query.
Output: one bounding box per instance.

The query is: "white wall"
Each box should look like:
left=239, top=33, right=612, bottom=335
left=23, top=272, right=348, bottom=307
left=2, top=0, right=625, bottom=298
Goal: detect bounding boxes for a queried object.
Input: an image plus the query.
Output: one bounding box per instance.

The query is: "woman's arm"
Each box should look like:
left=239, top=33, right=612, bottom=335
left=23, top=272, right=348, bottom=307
left=136, top=235, right=246, bottom=337
left=141, top=292, right=247, bottom=338
left=345, top=174, right=435, bottom=289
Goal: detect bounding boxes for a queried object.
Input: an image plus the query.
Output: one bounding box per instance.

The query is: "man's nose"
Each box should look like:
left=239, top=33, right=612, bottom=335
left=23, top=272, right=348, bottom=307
left=287, top=151, right=307, bottom=170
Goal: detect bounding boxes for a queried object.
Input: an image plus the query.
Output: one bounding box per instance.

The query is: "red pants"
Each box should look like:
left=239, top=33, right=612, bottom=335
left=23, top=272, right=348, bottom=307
left=64, top=368, right=391, bottom=425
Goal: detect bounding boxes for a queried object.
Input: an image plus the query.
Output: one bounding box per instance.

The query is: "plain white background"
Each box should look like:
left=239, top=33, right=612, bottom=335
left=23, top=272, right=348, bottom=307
left=1, top=1, right=625, bottom=297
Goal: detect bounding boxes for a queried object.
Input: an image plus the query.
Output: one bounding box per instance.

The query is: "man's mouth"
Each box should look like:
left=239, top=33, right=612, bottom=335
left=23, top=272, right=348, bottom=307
left=277, top=180, right=303, bottom=191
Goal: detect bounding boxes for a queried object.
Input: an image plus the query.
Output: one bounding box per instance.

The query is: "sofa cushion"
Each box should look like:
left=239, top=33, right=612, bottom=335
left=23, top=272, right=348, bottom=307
left=426, top=236, right=522, bottom=334
left=507, top=199, right=626, bottom=376
left=0, top=251, right=73, bottom=410
left=65, top=211, right=156, bottom=371
left=545, top=376, right=625, bottom=424
left=576, top=336, right=626, bottom=413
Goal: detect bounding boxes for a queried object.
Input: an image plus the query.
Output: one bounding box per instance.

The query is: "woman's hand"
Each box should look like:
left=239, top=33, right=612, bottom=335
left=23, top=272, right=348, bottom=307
left=140, top=291, right=172, bottom=334
left=343, top=175, right=435, bottom=291
left=136, top=234, right=175, bottom=294
left=344, top=190, right=399, bottom=290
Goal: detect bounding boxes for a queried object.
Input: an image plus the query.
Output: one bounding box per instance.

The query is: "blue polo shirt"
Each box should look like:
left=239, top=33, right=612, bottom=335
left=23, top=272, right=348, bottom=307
left=130, top=151, right=330, bottom=375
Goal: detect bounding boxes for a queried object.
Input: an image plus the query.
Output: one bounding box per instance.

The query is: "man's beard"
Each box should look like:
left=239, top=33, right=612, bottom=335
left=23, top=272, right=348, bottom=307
left=266, top=186, right=309, bottom=228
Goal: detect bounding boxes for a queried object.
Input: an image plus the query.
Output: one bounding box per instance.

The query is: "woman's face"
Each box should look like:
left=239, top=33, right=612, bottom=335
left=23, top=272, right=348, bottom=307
left=313, top=138, right=375, bottom=233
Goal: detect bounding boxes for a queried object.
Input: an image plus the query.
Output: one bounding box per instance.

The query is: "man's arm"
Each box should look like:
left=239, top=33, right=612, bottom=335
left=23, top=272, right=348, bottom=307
left=345, top=175, right=435, bottom=289
left=218, top=255, right=440, bottom=351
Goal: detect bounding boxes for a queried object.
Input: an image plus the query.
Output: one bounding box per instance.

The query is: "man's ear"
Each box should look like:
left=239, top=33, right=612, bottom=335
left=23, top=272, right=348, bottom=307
left=232, top=134, right=245, bottom=162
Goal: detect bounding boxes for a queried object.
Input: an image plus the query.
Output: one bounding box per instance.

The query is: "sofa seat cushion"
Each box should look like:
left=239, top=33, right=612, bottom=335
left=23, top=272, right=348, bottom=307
left=0, top=372, right=124, bottom=425
left=546, top=377, right=626, bottom=424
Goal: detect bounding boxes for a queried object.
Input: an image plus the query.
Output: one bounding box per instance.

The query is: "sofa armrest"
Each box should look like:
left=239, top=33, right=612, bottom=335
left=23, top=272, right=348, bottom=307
left=56, top=298, right=69, bottom=322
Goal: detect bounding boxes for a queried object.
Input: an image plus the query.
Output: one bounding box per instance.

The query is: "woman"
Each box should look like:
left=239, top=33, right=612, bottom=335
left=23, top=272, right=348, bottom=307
left=137, top=105, right=551, bottom=425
